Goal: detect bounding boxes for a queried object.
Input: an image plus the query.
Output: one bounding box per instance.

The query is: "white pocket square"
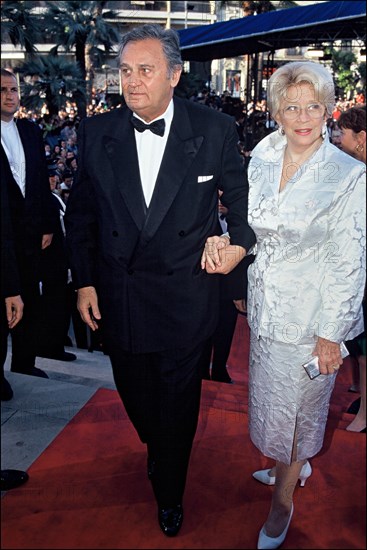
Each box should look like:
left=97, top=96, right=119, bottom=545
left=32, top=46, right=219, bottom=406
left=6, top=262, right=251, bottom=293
left=198, top=175, right=213, bottom=183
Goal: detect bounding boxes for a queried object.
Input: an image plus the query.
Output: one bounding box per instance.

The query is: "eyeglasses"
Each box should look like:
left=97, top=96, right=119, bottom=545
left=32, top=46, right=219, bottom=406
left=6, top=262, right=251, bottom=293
left=282, top=103, right=325, bottom=120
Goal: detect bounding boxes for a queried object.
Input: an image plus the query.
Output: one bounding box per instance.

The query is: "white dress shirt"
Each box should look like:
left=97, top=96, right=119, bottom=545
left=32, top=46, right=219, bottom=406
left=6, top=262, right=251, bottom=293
left=52, top=191, right=66, bottom=235
left=1, top=118, right=26, bottom=196
left=133, top=100, right=173, bottom=207
left=219, top=213, right=227, bottom=234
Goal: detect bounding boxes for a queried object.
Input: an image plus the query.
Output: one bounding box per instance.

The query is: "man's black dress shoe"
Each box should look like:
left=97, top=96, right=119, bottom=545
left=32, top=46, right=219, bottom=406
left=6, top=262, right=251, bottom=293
left=1, top=377, right=13, bottom=401
left=37, top=351, right=77, bottom=362
left=11, top=366, right=49, bottom=379
left=1, top=469, right=29, bottom=491
left=158, top=504, right=183, bottom=537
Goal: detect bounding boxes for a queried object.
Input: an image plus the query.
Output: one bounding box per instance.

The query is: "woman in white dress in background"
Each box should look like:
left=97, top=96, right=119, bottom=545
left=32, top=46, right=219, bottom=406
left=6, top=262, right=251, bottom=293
left=245, top=62, right=366, bottom=549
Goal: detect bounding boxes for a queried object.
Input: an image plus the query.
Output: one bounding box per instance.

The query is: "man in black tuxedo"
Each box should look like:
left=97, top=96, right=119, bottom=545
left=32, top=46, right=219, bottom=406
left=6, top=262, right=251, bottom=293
left=0, top=140, right=24, bottom=400
left=0, top=142, right=30, bottom=490
left=1, top=69, right=57, bottom=378
left=65, top=25, right=255, bottom=537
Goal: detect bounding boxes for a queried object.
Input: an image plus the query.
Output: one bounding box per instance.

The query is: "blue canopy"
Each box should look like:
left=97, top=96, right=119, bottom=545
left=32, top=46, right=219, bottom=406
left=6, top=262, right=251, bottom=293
left=178, top=1, right=366, bottom=61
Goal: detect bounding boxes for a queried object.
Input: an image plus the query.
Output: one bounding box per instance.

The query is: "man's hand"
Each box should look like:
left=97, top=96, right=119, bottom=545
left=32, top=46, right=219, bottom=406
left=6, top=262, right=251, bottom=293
left=201, top=235, right=230, bottom=270
left=41, top=233, right=53, bottom=249
left=312, top=336, right=343, bottom=375
left=5, top=295, right=24, bottom=329
left=77, top=286, right=101, bottom=331
left=201, top=235, right=246, bottom=274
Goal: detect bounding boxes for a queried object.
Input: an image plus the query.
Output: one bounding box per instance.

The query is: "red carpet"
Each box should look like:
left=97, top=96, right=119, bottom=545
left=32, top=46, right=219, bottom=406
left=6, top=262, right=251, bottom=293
left=1, top=316, right=366, bottom=549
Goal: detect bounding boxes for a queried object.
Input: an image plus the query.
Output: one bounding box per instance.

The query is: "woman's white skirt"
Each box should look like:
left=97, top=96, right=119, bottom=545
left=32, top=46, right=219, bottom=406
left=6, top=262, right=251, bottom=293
left=248, top=332, right=338, bottom=465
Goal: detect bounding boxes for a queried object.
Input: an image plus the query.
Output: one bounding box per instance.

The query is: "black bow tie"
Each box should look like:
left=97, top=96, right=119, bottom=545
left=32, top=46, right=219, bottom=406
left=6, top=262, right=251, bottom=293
left=131, top=116, right=165, bottom=137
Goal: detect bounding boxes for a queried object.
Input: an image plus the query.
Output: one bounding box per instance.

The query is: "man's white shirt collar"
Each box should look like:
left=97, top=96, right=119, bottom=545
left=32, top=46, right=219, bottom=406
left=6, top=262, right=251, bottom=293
left=134, top=99, right=174, bottom=207
left=133, top=99, right=174, bottom=134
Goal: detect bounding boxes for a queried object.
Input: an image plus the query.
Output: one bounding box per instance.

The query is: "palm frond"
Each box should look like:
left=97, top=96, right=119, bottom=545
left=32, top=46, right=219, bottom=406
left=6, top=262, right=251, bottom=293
left=16, top=55, right=86, bottom=115
left=1, top=0, right=43, bottom=53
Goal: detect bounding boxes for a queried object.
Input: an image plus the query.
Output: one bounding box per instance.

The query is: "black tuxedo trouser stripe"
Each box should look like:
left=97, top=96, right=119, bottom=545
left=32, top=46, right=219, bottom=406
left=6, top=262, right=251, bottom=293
left=109, top=339, right=209, bottom=506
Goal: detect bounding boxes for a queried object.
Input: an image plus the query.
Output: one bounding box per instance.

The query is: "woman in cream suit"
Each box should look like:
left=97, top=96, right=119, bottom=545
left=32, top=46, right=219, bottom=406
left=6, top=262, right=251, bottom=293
left=246, top=62, right=366, bottom=549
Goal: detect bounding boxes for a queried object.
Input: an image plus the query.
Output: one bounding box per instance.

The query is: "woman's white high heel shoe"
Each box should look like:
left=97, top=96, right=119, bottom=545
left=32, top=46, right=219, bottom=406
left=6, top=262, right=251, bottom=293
left=298, top=460, right=312, bottom=486
left=257, top=504, right=294, bottom=549
left=252, top=460, right=312, bottom=487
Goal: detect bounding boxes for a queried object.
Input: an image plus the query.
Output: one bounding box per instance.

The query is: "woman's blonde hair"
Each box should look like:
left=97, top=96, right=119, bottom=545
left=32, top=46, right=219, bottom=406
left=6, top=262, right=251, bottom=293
left=267, top=61, right=335, bottom=119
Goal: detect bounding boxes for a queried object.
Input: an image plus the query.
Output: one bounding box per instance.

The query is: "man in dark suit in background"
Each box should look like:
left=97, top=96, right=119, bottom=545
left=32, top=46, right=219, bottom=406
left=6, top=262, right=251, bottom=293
left=0, top=143, right=30, bottom=490
left=1, top=68, right=56, bottom=379
left=201, top=190, right=255, bottom=384
left=65, top=25, right=255, bottom=537
left=1, top=137, right=24, bottom=400
left=36, top=168, right=76, bottom=362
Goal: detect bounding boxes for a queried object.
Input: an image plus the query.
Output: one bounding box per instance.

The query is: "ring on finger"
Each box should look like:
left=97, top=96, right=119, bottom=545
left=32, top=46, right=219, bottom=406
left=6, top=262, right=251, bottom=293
left=332, top=365, right=340, bottom=371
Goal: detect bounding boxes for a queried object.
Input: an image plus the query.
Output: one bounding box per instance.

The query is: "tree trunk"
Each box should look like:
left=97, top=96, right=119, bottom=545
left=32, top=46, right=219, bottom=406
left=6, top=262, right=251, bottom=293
left=46, top=86, right=59, bottom=117
left=75, top=39, right=87, bottom=118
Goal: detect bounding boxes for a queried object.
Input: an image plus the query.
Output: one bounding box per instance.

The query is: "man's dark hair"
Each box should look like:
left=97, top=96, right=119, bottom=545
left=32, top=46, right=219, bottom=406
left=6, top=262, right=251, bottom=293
left=118, top=24, right=183, bottom=77
left=338, top=105, right=366, bottom=134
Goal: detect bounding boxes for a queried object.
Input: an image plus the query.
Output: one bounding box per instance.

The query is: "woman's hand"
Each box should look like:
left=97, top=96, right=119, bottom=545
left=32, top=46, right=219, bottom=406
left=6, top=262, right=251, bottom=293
left=233, top=299, right=247, bottom=314
left=201, top=235, right=230, bottom=271
left=313, top=336, right=343, bottom=375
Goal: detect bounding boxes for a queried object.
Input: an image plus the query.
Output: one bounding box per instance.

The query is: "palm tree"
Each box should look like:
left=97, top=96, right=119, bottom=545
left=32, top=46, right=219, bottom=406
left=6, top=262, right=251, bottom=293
left=242, top=1, right=297, bottom=15
left=330, top=49, right=358, bottom=99
left=175, top=71, right=206, bottom=99
left=16, top=55, right=86, bottom=117
left=357, top=61, right=366, bottom=92
left=43, top=1, right=121, bottom=116
left=242, top=1, right=272, bottom=16
left=1, top=0, right=43, bottom=56
left=218, top=1, right=296, bottom=16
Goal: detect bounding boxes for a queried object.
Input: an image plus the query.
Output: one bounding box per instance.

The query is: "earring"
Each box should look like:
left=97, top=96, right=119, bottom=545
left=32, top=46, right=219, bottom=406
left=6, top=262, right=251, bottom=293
left=321, top=123, right=328, bottom=140
left=355, top=143, right=364, bottom=152
left=278, top=125, right=285, bottom=136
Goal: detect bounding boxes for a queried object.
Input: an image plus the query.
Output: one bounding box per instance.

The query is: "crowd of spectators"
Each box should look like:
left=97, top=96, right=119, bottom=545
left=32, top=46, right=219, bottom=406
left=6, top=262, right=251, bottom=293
left=15, top=87, right=365, bottom=186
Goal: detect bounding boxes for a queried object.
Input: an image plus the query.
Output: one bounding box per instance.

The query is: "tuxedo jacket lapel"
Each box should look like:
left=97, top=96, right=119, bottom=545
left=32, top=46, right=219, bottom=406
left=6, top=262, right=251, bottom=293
left=2, top=122, right=27, bottom=199
left=1, top=145, right=21, bottom=196
left=101, top=102, right=203, bottom=252
left=138, top=99, right=203, bottom=248
left=16, top=120, right=36, bottom=196
left=103, top=111, right=147, bottom=232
